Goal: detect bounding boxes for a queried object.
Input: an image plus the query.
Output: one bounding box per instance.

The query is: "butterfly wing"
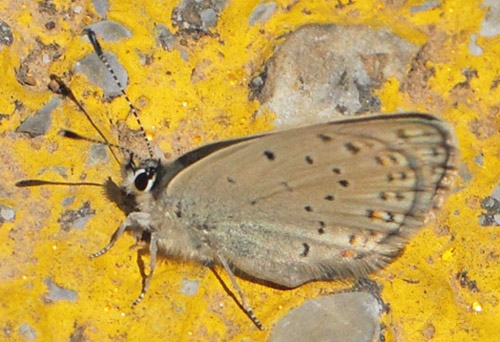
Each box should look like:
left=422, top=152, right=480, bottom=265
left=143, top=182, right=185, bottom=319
left=166, top=113, right=457, bottom=288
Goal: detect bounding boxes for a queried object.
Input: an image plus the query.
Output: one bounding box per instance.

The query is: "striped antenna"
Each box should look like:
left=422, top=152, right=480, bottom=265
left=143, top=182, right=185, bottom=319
left=84, top=28, right=154, bottom=159
left=58, top=129, right=135, bottom=157
left=16, top=180, right=103, bottom=187
left=49, top=74, right=121, bottom=165
left=15, top=129, right=136, bottom=189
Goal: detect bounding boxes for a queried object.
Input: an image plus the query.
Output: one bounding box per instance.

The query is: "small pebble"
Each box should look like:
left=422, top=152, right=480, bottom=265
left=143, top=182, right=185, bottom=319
left=249, top=2, right=277, bottom=25
left=180, top=279, right=200, bottom=297
left=18, top=323, right=37, bottom=340
left=0, top=206, right=16, bottom=222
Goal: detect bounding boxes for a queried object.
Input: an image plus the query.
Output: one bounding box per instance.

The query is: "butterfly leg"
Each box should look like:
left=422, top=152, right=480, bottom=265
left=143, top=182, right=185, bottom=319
left=132, top=232, right=158, bottom=307
left=90, top=212, right=151, bottom=258
left=215, top=251, right=264, bottom=330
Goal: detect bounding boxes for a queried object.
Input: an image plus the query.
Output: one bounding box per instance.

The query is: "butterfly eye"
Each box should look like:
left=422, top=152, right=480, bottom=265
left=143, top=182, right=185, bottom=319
left=133, top=168, right=156, bottom=192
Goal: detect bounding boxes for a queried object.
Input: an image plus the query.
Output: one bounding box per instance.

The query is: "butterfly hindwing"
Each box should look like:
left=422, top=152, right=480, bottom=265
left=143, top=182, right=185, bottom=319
left=165, top=113, right=457, bottom=287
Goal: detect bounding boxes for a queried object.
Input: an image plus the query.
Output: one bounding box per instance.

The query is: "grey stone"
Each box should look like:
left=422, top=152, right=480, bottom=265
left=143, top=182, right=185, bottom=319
left=0, top=205, right=16, bottom=222
left=92, top=0, right=109, bottom=17
left=0, top=20, right=13, bottom=49
left=58, top=201, right=95, bottom=231
left=256, top=24, right=419, bottom=128
left=44, top=277, right=78, bottom=302
left=250, top=75, right=264, bottom=88
left=473, top=153, right=484, bottom=166
left=42, top=53, right=51, bottom=64
left=482, top=196, right=498, bottom=210
left=478, top=214, right=490, bottom=226
left=458, top=163, right=473, bottom=186
left=74, top=52, right=128, bottom=98
left=270, top=292, right=381, bottom=342
left=85, top=20, right=132, bottom=42
left=480, top=0, right=500, bottom=37
left=17, top=96, right=60, bottom=136
left=410, top=0, right=440, bottom=14
left=212, top=0, right=227, bottom=12
left=249, top=2, right=277, bottom=25
left=494, top=214, right=500, bottom=225
left=172, top=0, right=228, bottom=33
left=200, top=8, right=218, bottom=29
left=492, top=185, right=500, bottom=201
left=156, top=24, right=177, bottom=51
left=18, top=323, right=36, bottom=340
left=479, top=186, right=500, bottom=226
left=62, top=196, right=75, bottom=206
left=180, top=279, right=200, bottom=296
left=469, top=34, right=483, bottom=56
left=87, top=143, right=109, bottom=166
left=71, top=216, right=91, bottom=229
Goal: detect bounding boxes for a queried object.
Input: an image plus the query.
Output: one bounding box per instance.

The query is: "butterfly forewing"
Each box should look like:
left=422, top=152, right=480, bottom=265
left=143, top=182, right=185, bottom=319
left=166, top=113, right=457, bottom=288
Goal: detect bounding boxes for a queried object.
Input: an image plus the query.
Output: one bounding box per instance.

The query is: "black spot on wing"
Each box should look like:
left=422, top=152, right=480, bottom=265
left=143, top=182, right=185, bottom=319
left=344, top=142, right=360, bottom=154
left=318, top=134, right=332, bottom=142
left=366, top=209, right=375, bottom=219
left=396, top=128, right=408, bottom=139
left=385, top=212, right=395, bottom=223
left=300, top=243, right=310, bottom=257
left=318, top=221, right=325, bottom=234
left=175, top=202, right=182, bottom=218
left=263, top=151, right=275, bottom=161
left=338, top=180, right=349, bottom=187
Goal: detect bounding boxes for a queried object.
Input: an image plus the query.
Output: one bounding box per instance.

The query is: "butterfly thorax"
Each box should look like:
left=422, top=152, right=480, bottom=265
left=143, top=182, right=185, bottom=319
left=121, top=157, right=215, bottom=263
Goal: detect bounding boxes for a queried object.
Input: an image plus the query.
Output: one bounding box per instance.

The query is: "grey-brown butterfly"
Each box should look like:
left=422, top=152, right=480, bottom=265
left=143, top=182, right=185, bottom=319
left=103, top=112, right=457, bottom=329
left=17, top=30, right=458, bottom=329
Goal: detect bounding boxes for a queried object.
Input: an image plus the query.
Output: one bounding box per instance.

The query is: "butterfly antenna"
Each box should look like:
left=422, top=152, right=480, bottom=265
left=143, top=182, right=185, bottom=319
left=84, top=28, right=154, bottom=159
left=15, top=131, right=134, bottom=189
left=16, top=180, right=103, bottom=187
left=58, top=129, right=135, bottom=157
left=49, top=74, right=121, bottom=165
